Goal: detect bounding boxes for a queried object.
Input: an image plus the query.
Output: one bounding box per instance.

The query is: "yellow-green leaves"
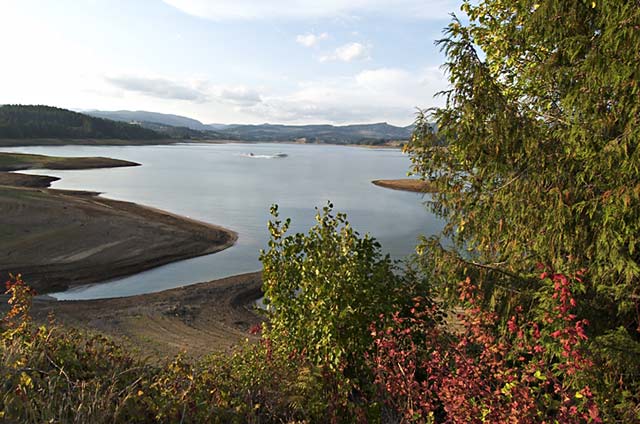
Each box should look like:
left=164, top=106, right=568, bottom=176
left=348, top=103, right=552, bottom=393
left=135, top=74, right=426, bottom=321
left=259, top=203, right=423, bottom=399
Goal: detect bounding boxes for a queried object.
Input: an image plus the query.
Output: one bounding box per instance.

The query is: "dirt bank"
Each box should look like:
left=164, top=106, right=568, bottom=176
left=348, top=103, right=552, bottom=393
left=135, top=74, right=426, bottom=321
left=19, top=272, right=263, bottom=359
left=372, top=178, right=436, bottom=193
left=0, top=151, right=253, bottom=359
left=0, top=184, right=237, bottom=293
left=0, top=172, right=59, bottom=188
left=0, top=152, right=140, bottom=171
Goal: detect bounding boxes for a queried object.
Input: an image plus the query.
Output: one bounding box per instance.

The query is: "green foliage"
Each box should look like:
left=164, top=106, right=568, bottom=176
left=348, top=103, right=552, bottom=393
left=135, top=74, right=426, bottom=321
left=405, top=0, right=640, bottom=419
left=4, top=2, right=640, bottom=418
left=197, top=340, right=332, bottom=422
left=1, top=276, right=335, bottom=423
left=1, top=276, right=153, bottom=423
left=259, top=203, right=425, bottom=402
left=0, top=105, right=161, bottom=139
left=140, top=340, right=335, bottom=423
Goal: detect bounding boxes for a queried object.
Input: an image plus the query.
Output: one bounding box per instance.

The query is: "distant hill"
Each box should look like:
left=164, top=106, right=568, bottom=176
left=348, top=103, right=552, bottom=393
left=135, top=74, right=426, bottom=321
left=0, top=105, right=419, bottom=145
left=136, top=121, right=231, bottom=140
left=218, top=122, right=413, bottom=144
left=0, top=105, right=162, bottom=140
left=86, top=110, right=212, bottom=131
left=88, top=109, right=413, bottom=144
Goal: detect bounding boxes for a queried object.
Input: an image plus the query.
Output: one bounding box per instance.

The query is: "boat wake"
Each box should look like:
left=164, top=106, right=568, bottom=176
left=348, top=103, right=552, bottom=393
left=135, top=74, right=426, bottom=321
left=241, top=153, right=288, bottom=159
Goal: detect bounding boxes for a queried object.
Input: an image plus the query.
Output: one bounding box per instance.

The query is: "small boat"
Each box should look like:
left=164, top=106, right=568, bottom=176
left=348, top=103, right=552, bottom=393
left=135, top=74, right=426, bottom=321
left=241, top=152, right=288, bottom=159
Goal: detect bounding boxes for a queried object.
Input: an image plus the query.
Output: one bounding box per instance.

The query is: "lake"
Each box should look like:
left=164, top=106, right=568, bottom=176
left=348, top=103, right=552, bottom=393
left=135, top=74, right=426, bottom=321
left=2, top=143, right=443, bottom=299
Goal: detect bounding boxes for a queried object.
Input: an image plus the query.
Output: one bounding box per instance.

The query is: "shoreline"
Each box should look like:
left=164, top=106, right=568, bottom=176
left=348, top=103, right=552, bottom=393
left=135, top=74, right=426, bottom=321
left=0, top=152, right=140, bottom=172
left=0, top=138, right=179, bottom=147
left=3, top=272, right=264, bottom=359
left=1, top=138, right=405, bottom=149
left=0, top=184, right=238, bottom=294
left=0, top=152, right=238, bottom=295
left=0, top=151, right=252, bottom=358
left=372, top=178, right=436, bottom=193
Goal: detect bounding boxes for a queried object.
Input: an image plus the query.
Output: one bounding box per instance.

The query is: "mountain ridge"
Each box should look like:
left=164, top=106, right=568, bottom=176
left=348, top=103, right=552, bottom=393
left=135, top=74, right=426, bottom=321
left=87, top=109, right=413, bottom=144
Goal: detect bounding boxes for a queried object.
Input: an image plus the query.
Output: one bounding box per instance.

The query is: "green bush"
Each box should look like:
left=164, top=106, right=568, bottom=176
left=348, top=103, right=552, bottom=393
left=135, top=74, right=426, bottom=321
left=259, top=204, right=426, bottom=398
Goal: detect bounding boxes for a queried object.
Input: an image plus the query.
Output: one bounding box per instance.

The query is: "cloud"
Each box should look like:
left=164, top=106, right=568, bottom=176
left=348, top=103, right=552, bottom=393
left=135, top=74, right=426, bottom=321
left=296, top=32, right=329, bottom=47
left=162, top=0, right=460, bottom=21
left=320, top=42, right=370, bottom=62
left=355, top=68, right=409, bottom=88
left=219, top=86, right=262, bottom=106
left=106, top=75, right=263, bottom=107
left=105, top=75, right=210, bottom=102
left=102, top=69, right=448, bottom=125
left=241, top=66, right=449, bottom=125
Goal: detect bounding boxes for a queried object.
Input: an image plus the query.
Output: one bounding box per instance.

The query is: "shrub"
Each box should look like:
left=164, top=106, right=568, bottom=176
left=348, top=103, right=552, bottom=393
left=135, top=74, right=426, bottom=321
left=259, top=203, right=427, bottom=415
left=1, top=275, right=334, bottom=423
left=370, top=272, right=601, bottom=423
left=1, top=276, right=155, bottom=423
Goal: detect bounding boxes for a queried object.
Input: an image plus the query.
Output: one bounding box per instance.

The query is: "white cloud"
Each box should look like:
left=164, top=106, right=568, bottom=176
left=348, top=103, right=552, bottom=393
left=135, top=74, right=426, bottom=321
left=162, top=0, right=460, bottom=21
left=105, top=75, right=210, bottom=102
left=105, top=75, right=263, bottom=107
left=219, top=86, right=262, bottom=106
left=296, top=32, right=329, bottom=47
left=93, top=69, right=447, bottom=125
left=320, top=42, right=370, bottom=62
left=241, top=66, right=449, bottom=125
left=355, top=68, right=409, bottom=88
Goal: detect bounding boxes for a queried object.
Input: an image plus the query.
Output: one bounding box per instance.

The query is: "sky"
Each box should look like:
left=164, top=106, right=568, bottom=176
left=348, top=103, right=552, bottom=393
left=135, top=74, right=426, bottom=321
left=0, top=0, right=462, bottom=126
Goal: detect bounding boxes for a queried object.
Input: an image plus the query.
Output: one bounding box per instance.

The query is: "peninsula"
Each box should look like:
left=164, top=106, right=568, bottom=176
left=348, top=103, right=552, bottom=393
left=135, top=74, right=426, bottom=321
left=372, top=178, right=436, bottom=193
left=0, top=153, right=237, bottom=294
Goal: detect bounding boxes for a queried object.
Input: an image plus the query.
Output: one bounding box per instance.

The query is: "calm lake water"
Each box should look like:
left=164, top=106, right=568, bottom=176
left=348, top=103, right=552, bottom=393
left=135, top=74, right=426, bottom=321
left=3, top=143, right=443, bottom=299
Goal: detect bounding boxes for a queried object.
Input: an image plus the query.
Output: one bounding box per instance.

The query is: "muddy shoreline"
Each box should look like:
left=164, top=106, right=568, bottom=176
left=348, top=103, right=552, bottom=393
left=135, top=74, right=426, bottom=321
left=13, top=272, right=264, bottom=359
left=0, top=153, right=258, bottom=359
left=0, top=183, right=237, bottom=294
left=372, top=178, right=436, bottom=193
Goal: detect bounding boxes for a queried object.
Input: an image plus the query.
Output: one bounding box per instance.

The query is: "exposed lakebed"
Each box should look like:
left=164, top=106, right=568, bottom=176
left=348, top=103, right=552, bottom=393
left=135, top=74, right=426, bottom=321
left=2, top=143, right=444, bottom=299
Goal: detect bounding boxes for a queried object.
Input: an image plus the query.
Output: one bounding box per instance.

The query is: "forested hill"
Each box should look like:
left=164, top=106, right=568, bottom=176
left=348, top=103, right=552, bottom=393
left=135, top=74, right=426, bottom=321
left=0, top=105, right=162, bottom=140
left=218, top=122, right=412, bottom=144
left=88, top=109, right=414, bottom=144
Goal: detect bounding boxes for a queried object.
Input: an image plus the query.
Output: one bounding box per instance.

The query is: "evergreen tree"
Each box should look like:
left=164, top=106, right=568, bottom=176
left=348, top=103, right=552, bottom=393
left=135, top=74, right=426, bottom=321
left=406, top=1, right=640, bottom=419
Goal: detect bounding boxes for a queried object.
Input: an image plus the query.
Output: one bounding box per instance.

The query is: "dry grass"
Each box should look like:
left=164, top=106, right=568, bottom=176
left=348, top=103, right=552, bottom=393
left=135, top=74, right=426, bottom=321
left=24, top=272, right=263, bottom=359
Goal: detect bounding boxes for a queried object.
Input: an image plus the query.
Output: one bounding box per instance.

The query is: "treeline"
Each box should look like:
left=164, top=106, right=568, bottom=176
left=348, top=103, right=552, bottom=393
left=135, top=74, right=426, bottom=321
left=0, top=105, right=161, bottom=140
left=87, top=110, right=418, bottom=145
left=217, top=122, right=413, bottom=145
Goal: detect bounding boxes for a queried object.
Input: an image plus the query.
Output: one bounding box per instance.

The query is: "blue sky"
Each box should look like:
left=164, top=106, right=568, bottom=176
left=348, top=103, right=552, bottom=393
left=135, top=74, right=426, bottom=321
left=0, top=0, right=462, bottom=125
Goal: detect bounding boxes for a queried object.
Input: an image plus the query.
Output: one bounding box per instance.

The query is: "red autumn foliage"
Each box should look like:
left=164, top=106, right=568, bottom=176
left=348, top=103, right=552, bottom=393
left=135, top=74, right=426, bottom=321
left=370, top=273, right=601, bottom=423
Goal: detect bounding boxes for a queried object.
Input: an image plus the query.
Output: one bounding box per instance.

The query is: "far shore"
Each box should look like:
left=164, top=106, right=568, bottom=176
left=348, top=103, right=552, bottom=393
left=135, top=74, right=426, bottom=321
left=372, top=178, right=436, bottom=193
left=0, top=137, right=406, bottom=149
